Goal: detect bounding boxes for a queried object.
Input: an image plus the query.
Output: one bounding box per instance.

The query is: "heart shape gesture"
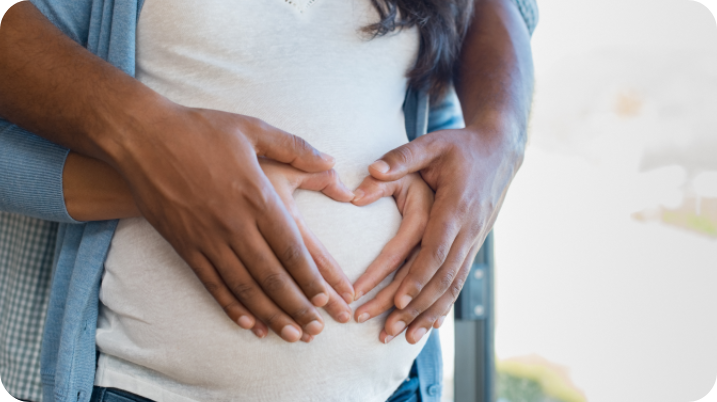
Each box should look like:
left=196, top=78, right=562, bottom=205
left=250, top=159, right=434, bottom=343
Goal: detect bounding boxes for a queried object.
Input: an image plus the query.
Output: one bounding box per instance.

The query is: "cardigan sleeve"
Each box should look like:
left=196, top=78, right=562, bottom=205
left=29, top=0, right=94, bottom=47
left=0, top=0, right=98, bottom=222
left=512, top=0, right=539, bottom=35
left=0, top=122, right=80, bottom=223
left=0, top=0, right=142, bottom=222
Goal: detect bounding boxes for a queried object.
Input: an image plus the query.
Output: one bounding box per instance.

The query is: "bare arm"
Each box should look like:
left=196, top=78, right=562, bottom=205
left=0, top=1, right=355, bottom=342
left=62, top=152, right=140, bottom=221
left=359, top=0, right=534, bottom=343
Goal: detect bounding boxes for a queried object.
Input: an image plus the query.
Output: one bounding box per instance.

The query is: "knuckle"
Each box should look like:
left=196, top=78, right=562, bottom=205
left=203, top=281, right=222, bottom=296
left=423, top=310, right=441, bottom=324
left=312, top=253, right=331, bottom=271
left=230, top=282, right=256, bottom=301
left=405, top=306, right=423, bottom=320
left=263, top=312, right=283, bottom=327
left=455, top=197, right=472, bottom=217
left=302, top=277, right=324, bottom=294
left=290, top=306, right=314, bottom=323
left=325, top=298, right=343, bottom=312
left=393, top=145, right=414, bottom=165
left=221, top=300, right=241, bottom=314
left=438, top=270, right=456, bottom=292
left=281, top=243, right=304, bottom=265
left=249, top=116, right=267, bottom=131
left=261, top=272, right=287, bottom=293
left=248, top=252, right=270, bottom=271
left=326, top=169, right=338, bottom=182
left=293, top=135, right=310, bottom=151
left=450, top=279, right=464, bottom=300
left=470, top=221, right=484, bottom=237
left=404, top=278, right=424, bottom=297
left=386, top=254, right=404, bottom=271
left=244, top=187, right=272, bottom=213
left=431, top=244, right=450, bottom=264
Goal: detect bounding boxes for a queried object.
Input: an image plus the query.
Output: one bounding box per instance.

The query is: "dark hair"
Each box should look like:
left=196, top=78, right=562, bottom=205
left=364, top=0, right=474, bottom=100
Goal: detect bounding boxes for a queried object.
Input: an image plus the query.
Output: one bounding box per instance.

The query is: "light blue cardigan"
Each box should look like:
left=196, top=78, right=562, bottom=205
left=0, top=1, right=537, bottom=401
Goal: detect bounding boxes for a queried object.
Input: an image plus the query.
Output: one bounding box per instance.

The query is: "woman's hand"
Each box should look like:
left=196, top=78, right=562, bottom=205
left=349, top=173, right=434, bottom=324
left=366, top=125, right=523, bottom=345
left=253, top=158, right=357, bottom=341
left=354, top=246, right=420, bottom=344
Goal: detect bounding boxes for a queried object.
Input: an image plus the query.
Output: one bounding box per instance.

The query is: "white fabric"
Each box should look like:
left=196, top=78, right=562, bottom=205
left=95, top=1, right=427, bottom=401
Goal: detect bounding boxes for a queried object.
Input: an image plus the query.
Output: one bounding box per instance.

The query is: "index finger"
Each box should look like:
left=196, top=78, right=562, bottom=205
left=255, top=194, right=331, bottom=307
left=250, top=119, right=335, bottom=173
left=393, top=191, right=465, bottom=310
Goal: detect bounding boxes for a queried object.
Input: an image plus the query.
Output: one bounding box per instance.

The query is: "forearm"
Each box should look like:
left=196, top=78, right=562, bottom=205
left=454, top=0, right=534, bottom=162
left=63, top=152, right=140, bottom=221
left=0, top=1, right=171, bottom=166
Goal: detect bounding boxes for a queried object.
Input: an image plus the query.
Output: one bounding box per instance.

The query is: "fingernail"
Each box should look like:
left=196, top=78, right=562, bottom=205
left=353, top=189, right=364, bottom=202
left=357, top=313, right=370, bottom=323
left=384, top=335, right=395, bottom=344
left=311, top=293, right=329, bottom=307
left=354, top=291, right=364, bottom=301
left=413, top=327, right=428, bottom=342
left=281, top=325, right=301, bottom=342
left=370, top=160, right=390, bottom=174
left=338, top=312, right=351, bottom=323
left=301, top=333, right=313, bottom=343
left=252, top=327, right=265, bottom=338
left=320, top=152, right=335, bottom=164
left=305, top=320, right=324, bottom=335
left=237, top=315, right=253, bottom=329
left=397, top=295, right=412, bottom=310
left=435, top=316, right=446, bottom=328
left=342, top=292, right=354, bottom=304
left=391, top=320, right=407, bottom=335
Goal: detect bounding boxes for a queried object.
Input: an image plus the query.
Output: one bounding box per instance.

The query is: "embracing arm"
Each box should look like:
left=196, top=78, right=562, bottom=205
left=359, top=0, right=535, bottom=343
left=0, top=1, right=354, bottom=342
left=62, top=153, right=139, bottom=221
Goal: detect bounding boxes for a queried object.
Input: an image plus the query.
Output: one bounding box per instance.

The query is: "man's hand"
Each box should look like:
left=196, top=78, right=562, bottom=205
left=118, top=107, right=355, bottom=343
left=367, top=127, right=517, bottom=343
left=62, top=151, right=357, bottom=343
left=258, top=158, right=356, bottom=341
left=0, top=2, right=356, bottom=343
left=362, top=0, right=534, bottom=344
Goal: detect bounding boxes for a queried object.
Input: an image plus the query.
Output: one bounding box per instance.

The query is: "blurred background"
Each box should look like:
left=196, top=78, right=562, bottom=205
left=440, top=1, right=717, bottom=402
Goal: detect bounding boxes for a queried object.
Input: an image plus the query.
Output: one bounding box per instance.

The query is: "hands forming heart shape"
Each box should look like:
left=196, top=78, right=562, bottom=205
left=252, top=158, right=434, bottom=343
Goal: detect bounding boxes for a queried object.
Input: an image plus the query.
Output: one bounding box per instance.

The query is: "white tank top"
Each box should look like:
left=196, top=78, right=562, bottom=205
left=94, top=1, right=426, bottom=401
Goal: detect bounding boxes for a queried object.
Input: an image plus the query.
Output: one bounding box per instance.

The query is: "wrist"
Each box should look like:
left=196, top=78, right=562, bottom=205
left=86, top=83, right=181, bottom=171
left=464, top=110, right=527, bottom=168
left=63, top=152, right=140, bottom=221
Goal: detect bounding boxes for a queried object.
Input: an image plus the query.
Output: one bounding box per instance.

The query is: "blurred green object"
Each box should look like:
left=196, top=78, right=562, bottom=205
left=496, top=356, right=586, bottom=402
left=497, top=372, right=561, bottom=402
left=662, top=210, right=717, bottom=238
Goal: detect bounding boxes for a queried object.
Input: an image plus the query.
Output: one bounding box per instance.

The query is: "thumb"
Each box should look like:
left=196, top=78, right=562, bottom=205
left=252, top=121, right=335, bottom=173
left=368, top=134, right=440, bottom=181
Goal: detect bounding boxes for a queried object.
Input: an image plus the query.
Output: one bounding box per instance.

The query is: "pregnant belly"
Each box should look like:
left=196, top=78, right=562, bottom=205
left=96, top=189, right=428, bottom=402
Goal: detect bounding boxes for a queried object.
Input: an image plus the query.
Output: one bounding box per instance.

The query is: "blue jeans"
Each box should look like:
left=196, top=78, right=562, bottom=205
left=90, top=362, right=421, bottom=402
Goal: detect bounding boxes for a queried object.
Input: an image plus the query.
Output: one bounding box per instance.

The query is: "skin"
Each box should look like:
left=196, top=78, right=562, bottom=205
left=0, top=2, right=348, bottom=343
left=61, top=151, right=435, bottom=342
left=353, top=0, right=535, bottom=344
left=0, top=0, right=534, bottom=345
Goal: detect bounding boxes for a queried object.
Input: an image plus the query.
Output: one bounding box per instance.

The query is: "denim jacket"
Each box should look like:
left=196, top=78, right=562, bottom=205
left=0, top=1, right=537, bottom=401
